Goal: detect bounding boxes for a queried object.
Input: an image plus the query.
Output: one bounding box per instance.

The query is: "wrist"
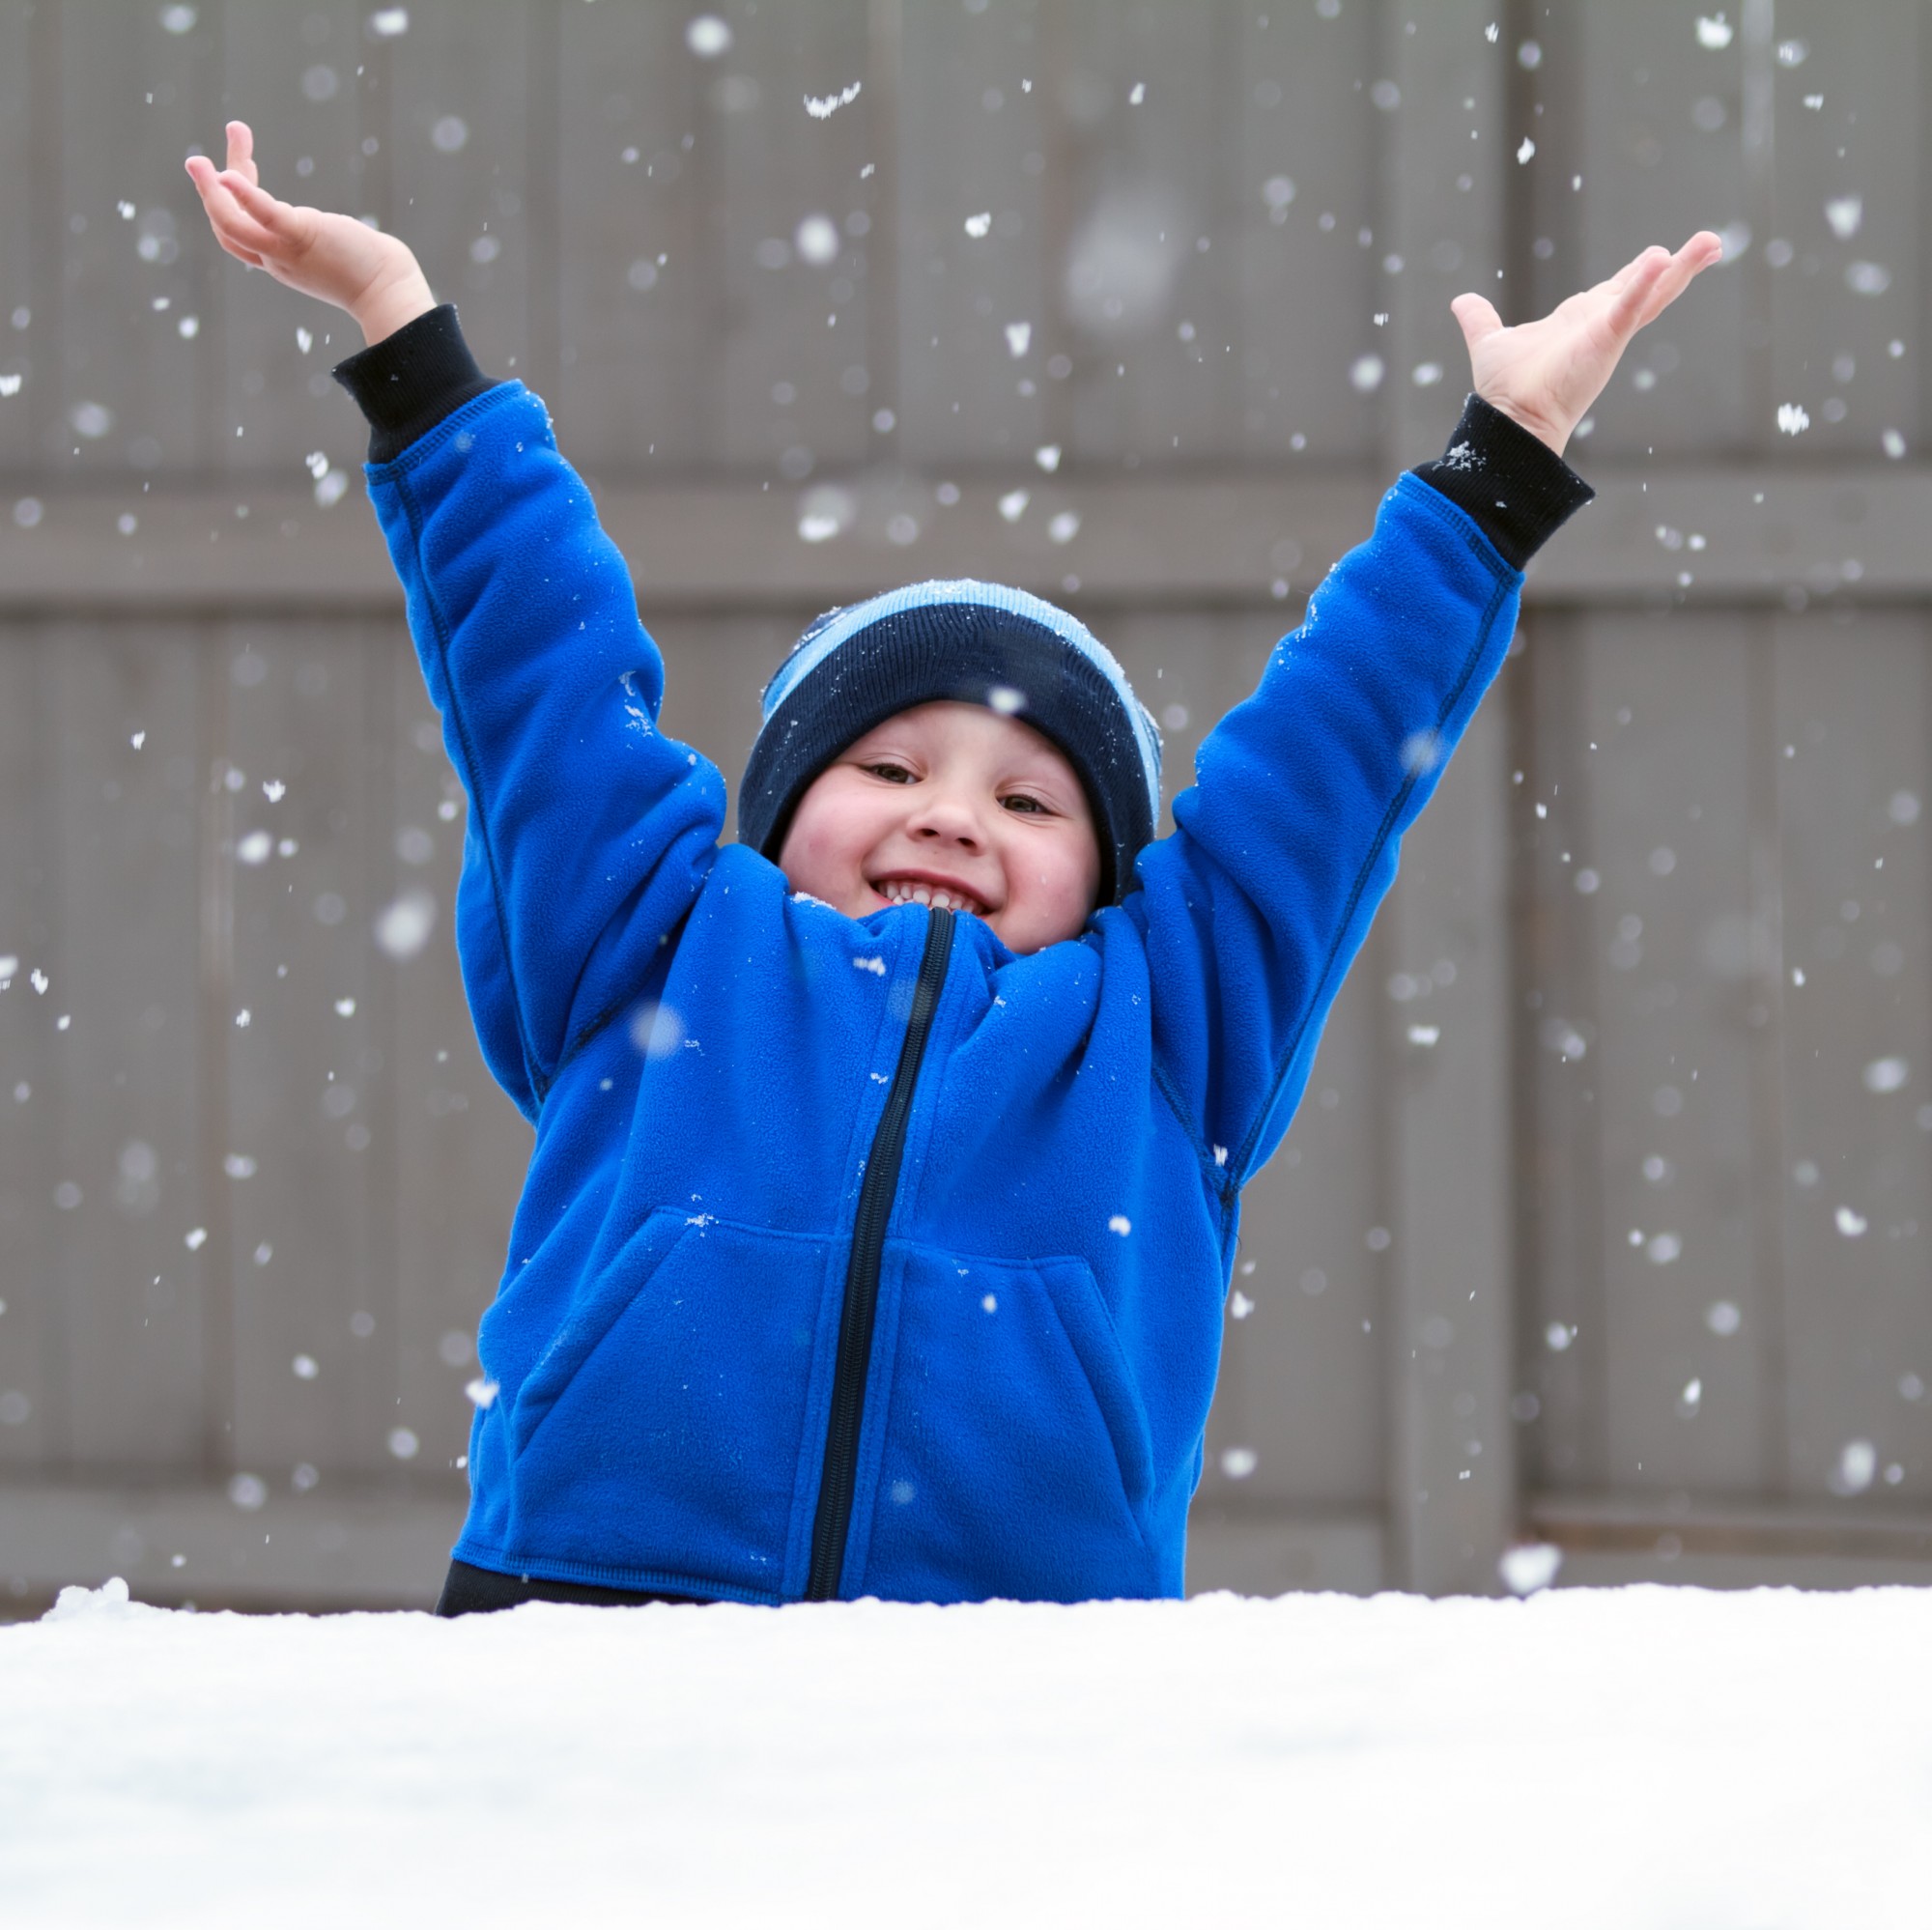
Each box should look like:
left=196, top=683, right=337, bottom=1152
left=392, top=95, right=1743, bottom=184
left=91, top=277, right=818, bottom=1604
left=1473, top=391, right=1570, bottom=460
left=354, top=265, right=437, bottom=348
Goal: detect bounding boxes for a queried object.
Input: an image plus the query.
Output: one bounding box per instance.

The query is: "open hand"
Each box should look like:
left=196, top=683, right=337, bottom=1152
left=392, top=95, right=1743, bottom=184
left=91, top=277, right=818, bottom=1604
left=184, top=121, right=435, bottom=345
left=1452, top=233, right=1725, bottom=457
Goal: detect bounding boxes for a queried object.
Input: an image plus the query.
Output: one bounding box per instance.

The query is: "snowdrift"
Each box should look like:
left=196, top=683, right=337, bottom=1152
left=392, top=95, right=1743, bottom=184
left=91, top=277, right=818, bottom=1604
left=3, top=1578, right=1926, bottom=1926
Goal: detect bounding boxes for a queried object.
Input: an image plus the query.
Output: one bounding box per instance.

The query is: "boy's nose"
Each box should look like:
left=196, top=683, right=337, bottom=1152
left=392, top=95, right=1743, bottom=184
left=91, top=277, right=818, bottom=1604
left=908, top=794, right=983, bottom=848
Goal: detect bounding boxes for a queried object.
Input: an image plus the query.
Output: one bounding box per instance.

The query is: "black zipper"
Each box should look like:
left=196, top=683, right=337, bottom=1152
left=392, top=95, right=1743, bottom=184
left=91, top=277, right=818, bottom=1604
left=805, top=905, right=955, bottom=1601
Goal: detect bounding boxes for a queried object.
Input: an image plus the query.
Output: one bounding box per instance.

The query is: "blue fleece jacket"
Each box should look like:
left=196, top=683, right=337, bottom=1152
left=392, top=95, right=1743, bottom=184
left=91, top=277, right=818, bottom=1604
left=337, top=309, right=1589, bottom=1604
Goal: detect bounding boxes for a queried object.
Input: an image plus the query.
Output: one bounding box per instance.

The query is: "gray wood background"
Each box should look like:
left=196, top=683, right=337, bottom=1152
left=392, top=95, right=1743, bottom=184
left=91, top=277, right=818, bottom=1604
left=2, top=0, right=1928, bottom=1610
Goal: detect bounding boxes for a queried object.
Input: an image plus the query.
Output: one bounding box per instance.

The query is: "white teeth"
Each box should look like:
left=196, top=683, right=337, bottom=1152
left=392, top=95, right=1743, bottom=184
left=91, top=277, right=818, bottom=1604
left=876, top=878, right=982, bottom=915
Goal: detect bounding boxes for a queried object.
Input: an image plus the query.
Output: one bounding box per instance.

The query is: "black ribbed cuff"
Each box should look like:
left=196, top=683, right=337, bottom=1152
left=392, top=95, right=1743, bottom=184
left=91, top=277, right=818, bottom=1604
left=329, top=303, right=499, bottom=465
left=1409, top=393, right=1595, bottom=569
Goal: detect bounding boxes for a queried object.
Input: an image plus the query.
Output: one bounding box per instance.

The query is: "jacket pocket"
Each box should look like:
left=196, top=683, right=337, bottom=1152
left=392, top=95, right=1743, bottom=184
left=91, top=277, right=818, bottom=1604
left=503, top=1210, right=837, bottom=1597
left=858, top=1244, right=1156, bottom=1604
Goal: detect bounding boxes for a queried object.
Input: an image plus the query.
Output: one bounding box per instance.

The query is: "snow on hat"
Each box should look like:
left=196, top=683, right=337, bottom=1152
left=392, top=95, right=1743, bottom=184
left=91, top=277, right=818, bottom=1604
left=737, top=580, right=1163, bottom=906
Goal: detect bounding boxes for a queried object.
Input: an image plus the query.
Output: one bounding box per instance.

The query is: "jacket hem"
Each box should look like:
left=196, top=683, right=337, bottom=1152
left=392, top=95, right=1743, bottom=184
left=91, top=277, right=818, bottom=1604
left=452, top=1537, right=784, bottom=1606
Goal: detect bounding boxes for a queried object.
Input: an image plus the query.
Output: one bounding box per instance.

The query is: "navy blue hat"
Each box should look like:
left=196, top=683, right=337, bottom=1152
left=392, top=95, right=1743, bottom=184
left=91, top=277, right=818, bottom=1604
left=738, top=581, right=1163, bottom=906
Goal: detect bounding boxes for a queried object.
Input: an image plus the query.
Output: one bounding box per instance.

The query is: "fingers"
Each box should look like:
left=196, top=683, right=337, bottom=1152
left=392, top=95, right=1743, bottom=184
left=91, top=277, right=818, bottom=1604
left=192, top=172, right=282, bottom=255
left=1605, top=245, right=1671, bottom=339
left=226, top=120, right=259, bottom=187
left=202, top=167, right=304, bottom=260
left=1450, top=291, right=1504, bottom=350
left=221, top=168, right=293, bottom=233
left=1605, top=233, right=1726, bottom=341
left=1634, top=230, right=1724, bottom=327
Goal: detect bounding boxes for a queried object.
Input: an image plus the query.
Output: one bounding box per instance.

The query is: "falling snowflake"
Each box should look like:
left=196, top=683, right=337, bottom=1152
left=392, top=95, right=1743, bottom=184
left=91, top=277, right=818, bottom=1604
left=1830, top=1437, right=1876, bottom=1495
left=374, top=889, right=438, bottom=960
left=803, top=81, right=862, bottom=119
left=794, top=214, right=839, bottom=266
left=1824, top=194, right=1862, bottom=241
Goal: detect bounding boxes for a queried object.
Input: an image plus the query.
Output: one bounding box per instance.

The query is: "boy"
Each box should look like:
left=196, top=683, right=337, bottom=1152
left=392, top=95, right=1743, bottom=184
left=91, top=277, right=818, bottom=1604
left=188, top=123, right=1718, bottom=1613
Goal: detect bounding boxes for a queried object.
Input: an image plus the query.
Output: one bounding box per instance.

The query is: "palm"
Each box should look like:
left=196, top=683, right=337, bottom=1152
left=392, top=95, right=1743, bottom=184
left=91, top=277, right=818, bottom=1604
left=185, top=120, right=413, bottom=318
left=1452, top=233, right=1724, bottom=456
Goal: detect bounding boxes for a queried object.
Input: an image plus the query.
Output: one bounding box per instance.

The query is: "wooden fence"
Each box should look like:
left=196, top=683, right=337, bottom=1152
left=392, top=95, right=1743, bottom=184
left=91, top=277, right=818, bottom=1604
left=0, top=0, right=1927, bottom=1608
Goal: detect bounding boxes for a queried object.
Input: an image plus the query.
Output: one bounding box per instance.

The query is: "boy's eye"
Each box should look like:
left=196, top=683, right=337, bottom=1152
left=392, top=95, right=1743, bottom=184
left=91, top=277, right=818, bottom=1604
left=1002, top=793, right=1048, bottom=815
left=865, top=761, right=915, bottom=783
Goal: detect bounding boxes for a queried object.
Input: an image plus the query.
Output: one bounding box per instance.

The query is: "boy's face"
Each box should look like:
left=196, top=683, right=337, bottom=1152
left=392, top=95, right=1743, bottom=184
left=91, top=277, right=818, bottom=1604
left=776, top=701, right=1103, bottom=954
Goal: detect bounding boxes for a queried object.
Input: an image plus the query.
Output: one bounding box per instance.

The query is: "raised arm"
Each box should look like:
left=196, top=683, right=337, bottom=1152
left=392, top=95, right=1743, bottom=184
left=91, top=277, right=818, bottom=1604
left=1131, top=233, right=1722, bottom=1183
left=187, top=124, right=726, bottom=1116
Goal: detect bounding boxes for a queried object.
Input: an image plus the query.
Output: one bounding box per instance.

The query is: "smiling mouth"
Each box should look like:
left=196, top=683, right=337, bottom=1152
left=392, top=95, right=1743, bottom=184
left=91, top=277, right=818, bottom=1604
left=872, top=877, right=991, bottom=917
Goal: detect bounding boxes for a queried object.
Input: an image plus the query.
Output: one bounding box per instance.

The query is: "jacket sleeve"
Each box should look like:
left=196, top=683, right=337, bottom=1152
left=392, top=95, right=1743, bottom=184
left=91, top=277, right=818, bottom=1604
left=1125, top=395, right=1592, bottom=1189
left=333, top=307, right=724, bottom=1118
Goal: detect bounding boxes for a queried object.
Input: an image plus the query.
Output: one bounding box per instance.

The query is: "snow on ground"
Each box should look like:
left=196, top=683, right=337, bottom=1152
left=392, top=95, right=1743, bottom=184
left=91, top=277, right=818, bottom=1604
left=3, top=1580, right=1928, bottom=1927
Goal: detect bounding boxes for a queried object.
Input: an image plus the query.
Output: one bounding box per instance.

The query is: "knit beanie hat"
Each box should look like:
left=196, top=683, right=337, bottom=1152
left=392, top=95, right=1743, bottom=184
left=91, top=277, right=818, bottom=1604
left=737, top=581, right=1163, bottom=906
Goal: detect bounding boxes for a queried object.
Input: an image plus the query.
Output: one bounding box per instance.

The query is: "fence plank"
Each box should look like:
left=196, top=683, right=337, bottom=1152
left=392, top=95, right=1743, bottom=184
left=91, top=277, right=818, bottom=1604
left=224, top=619, right=395, bottom=1483
left=1055, top=0, right=1241, bottom=466
left=1518, top=612, right=1607, bottom=1491
left=554, top=2, right=711, bottom=470
left=0, top=1, right=39, bottom=474
left=382, top=0, right=542, bottom=399
left=682, top=0, right=879, bottom=475
left=1233, top=0, right=1382, bottom=465
left=56, top=0, right=214, bottom=480
left=1569, top=1, right=1755, bottom=459
left=895, top=0, right=1054, bottom=466
left=1578, top=613, right=1771, bottom=1493
left=1764, top=0, right=1923, bottom=460
left=43, top=618, right=209, bottom=1470
left=0, top=628, right=58, bottom=1470
left=1774, top=610, right=1932, bottom=1503
left=1206, top=964, right=1387, bottom=1514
